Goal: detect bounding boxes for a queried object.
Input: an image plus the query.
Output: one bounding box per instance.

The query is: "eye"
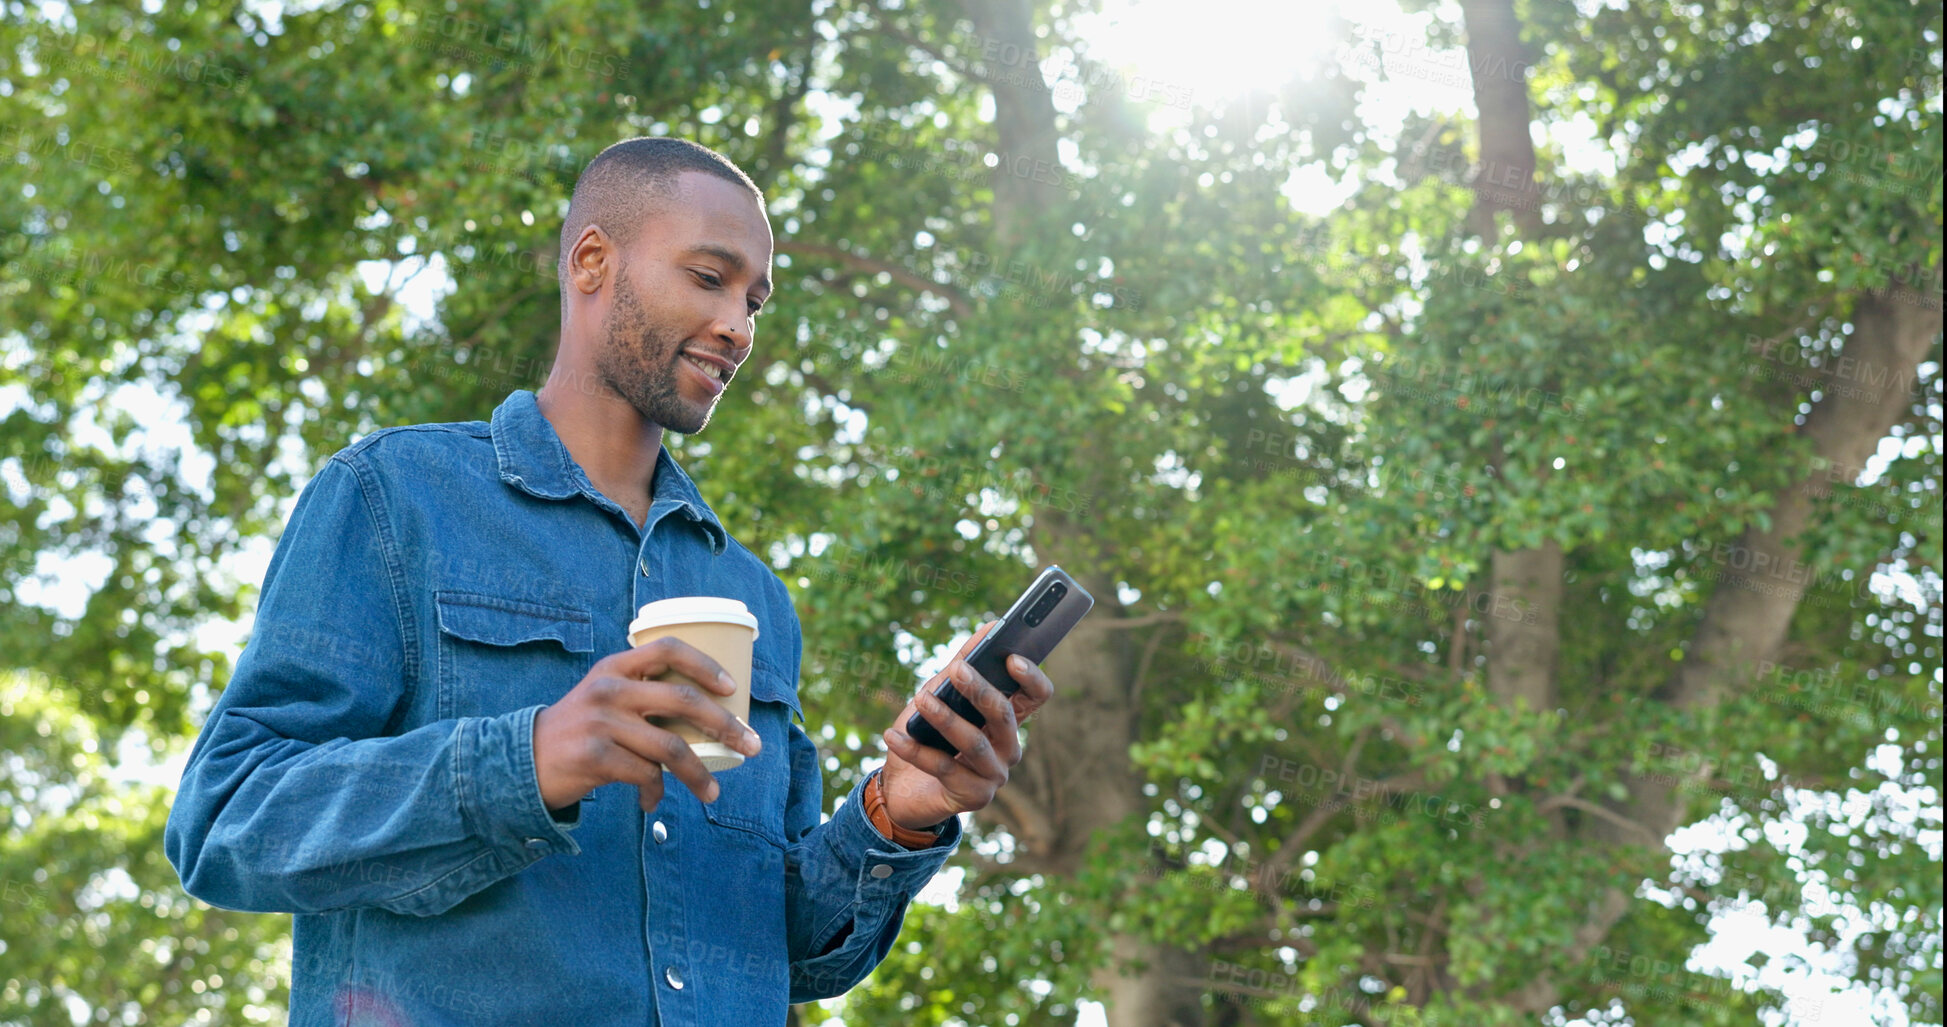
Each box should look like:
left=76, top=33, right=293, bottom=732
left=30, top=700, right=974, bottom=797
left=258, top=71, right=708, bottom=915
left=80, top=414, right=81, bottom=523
left=748, top=300, right=765, bottom=317
left=692, top=270, right=723, bottom=289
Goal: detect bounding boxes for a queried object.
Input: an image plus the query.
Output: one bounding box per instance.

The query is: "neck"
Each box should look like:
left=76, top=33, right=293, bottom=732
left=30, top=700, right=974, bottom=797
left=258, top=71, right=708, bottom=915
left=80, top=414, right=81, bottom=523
left=535, top=370, right=663, bottom=518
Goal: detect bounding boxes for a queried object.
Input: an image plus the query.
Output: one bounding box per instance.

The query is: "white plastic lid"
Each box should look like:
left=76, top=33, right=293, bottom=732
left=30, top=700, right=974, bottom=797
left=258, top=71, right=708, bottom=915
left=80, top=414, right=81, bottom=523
left=629, top=596, right=759, bottom=638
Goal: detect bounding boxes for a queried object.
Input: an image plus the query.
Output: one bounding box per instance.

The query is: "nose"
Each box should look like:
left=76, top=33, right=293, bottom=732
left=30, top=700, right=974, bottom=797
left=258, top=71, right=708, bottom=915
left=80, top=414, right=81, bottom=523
left=710, top=306, right=752, bottom=363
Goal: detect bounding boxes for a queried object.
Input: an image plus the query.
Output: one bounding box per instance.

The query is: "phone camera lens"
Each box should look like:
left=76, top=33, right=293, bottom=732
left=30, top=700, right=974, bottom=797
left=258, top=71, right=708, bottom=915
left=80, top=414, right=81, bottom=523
left=1024, top=584, right=1064, bottom=627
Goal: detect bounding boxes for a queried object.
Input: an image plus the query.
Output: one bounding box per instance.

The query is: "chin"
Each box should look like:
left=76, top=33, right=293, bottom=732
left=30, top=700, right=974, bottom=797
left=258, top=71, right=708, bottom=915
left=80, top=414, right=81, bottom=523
left=603, top=369, right=712, bottom=435
left=648, top=397, right=712, bottom=436
left=666, top=414, right=711, bottom=436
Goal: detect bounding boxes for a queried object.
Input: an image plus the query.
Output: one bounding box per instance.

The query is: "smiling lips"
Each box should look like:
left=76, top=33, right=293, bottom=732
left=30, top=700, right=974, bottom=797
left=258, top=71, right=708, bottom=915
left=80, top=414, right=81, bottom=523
left=681, top=350, right=734, bottom=395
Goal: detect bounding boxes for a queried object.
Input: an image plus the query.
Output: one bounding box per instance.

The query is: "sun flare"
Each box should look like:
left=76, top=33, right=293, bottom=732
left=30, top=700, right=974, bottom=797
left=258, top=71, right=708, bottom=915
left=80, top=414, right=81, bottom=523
left=1074, top=0, right=1345, bottom=106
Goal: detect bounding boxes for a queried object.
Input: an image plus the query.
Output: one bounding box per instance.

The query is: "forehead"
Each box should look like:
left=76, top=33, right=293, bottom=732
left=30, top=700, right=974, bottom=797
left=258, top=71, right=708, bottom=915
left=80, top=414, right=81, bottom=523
left=638, top=171, right=772, bottom=266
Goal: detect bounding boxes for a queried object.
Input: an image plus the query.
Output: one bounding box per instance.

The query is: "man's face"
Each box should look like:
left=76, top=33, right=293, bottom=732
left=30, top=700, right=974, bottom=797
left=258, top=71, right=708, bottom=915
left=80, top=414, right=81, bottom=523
left=595, top=171, right=773, bottom=435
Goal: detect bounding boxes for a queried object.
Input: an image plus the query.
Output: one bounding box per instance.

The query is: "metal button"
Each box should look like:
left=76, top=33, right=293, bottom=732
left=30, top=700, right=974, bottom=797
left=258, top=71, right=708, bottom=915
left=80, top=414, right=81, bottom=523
left=639, top=556, right=650, bottom=576
left=524, top=838, right=546, bottom=850
left=652, top=820, right=668, bottom=844
left=664, top=966, right=684, bottom=990
left=870, top=863, right=893, bottom=879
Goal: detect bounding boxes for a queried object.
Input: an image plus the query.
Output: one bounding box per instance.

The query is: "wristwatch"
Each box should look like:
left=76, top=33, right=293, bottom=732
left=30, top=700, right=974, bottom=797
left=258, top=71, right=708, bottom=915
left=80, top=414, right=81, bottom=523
left=863, top=769, right=948, bottom=848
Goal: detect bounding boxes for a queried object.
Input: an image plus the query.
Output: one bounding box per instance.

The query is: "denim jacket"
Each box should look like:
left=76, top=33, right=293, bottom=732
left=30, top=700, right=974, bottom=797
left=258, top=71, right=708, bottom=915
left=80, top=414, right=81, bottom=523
left=165, top=388, right=961, bottom=1025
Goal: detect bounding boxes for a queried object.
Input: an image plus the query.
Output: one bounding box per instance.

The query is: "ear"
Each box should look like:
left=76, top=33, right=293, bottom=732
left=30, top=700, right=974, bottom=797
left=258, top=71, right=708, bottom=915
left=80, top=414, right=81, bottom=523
left=568, top=225, right=613, bottom=296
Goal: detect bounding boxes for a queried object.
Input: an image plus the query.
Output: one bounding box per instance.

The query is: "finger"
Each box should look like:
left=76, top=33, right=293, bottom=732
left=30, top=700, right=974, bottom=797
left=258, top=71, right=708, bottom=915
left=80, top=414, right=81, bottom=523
left=915, top=688, right=1006, bottom=781
left=645, top=680, right=764, bottom=758
left=599, top=637, right=737, bottom=696
left=1002, top=652, right=1054, bottom=718
left=901, top=619, right=999, bottom=712
left=589, top=737, right=669, bottom=810
left=949, top=660, right=1023, bottom=765
left=883, top=621, right=1004, bottom=752
left=599, top=679, right=762, bottom=757
left=605, top=713, right=722, bottom=803
left=884, top=724, right=972, bottom=785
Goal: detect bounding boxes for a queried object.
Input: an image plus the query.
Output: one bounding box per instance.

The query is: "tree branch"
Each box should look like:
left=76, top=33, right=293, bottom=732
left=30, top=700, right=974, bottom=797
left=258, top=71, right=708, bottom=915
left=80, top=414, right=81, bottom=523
left=1506, top=288, right=1941, bottom=1015
left=1534, top=794, right=1659, bottom=845
left=986, top=777, right=1060, bottom=859
left=776, top=240, right=975, bottom=318
left=860, top=3, right=990, bottom=85
left=1102, top=610, right=1183, bottom=629
left=1128, top=621, right=1170, bottom=708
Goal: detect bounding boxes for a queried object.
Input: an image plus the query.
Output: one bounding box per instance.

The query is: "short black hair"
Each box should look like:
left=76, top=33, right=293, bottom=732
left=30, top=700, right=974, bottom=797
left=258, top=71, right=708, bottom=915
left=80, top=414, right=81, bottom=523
left=556, top=137, right=765, bottom=292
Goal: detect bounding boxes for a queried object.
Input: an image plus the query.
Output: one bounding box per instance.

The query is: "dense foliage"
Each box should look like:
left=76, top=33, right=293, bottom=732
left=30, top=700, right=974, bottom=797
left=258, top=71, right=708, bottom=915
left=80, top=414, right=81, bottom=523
left=2, top=1, right=1939, bottom=1024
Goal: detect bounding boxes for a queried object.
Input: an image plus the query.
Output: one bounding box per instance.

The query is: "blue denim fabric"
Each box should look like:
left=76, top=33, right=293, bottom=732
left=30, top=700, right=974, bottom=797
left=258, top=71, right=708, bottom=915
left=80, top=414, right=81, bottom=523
left=165, top=388, right=961, bottom=1026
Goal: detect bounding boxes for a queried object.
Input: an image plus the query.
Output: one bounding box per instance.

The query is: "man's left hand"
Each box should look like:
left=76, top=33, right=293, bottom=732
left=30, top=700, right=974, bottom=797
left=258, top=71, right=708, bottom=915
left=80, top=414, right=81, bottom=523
left=879, top=621, right=1054, bottom=831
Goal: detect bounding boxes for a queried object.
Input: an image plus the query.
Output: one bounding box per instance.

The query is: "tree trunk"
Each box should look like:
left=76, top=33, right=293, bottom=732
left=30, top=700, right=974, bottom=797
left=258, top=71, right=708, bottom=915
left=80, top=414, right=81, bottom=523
left=958, top=1, right=1216, bottom=1021
left=1458, top=0, right=1938, bottom=1014
left=1090, top=934, right=1211, bottom=1027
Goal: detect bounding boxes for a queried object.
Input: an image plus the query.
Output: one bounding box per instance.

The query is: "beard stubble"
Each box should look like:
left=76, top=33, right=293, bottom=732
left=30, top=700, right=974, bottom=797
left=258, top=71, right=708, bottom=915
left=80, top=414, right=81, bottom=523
left=595, top=271, right=713, bottom=435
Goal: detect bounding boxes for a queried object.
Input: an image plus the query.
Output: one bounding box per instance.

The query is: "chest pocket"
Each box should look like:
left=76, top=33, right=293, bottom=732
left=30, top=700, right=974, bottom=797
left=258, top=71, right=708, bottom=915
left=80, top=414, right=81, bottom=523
left=434, top=591, right=596, bottom=721
left=700, top=657, right=801, bottom=847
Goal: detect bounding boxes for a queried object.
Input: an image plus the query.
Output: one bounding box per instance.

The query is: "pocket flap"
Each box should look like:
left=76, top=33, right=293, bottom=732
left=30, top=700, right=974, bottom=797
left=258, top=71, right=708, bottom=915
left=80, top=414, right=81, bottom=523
left=750, top=657, right=802, bottom=718
left=435, top=592, right=594, bottom=653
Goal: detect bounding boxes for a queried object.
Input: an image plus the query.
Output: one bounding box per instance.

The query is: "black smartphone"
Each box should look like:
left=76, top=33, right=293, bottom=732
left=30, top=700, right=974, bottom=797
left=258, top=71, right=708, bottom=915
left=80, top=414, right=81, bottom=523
left=904, top=565, right=1095, bottom=756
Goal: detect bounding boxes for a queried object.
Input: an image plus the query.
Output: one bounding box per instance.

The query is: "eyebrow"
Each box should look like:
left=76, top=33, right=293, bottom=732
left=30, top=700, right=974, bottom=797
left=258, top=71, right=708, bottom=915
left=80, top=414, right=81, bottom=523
left=682, top=244, right=772, bottom=299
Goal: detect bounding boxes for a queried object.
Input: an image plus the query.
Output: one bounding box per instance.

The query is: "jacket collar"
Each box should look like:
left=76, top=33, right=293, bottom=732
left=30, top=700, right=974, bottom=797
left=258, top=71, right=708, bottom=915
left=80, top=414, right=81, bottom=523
left=490, top=389, right=729, bottom=555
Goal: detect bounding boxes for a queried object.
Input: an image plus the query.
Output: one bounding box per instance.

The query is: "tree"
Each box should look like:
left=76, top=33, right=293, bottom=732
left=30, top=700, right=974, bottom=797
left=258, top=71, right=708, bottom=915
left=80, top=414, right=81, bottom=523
left=2, top=1, right=1939, bottom=1025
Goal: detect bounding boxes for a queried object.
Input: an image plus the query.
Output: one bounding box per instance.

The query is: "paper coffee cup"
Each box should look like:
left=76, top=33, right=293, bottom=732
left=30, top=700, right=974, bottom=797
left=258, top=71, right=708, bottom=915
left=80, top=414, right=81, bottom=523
left=628, top=597, right=760, bottom=771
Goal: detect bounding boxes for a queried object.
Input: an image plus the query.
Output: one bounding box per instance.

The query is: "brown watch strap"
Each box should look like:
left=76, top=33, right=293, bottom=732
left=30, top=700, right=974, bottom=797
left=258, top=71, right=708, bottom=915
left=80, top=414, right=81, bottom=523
left=864, top=771, right=947, bottom=849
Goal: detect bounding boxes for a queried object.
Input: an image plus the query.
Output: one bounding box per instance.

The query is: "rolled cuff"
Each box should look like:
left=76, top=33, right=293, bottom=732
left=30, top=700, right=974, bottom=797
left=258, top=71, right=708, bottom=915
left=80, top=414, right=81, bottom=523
left=458, top=705, right=583, bottom=870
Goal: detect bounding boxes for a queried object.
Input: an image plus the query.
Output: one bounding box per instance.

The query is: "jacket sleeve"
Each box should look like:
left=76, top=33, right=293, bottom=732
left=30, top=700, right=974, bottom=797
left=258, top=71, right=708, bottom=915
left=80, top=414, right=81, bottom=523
left=782, top=732, right=962, bottom=1002
left=164, top=455, right=581, bottom=917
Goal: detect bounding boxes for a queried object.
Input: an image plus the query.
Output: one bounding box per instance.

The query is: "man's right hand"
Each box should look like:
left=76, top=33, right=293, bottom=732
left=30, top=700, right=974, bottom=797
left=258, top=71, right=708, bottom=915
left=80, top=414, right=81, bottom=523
left=533, top=638, right=764, bottom=813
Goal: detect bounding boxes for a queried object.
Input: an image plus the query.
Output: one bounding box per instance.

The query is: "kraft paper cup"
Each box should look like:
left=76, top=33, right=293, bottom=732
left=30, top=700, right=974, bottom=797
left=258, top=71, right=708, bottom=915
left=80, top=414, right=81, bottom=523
left=627, top=597, right=759, bottom=772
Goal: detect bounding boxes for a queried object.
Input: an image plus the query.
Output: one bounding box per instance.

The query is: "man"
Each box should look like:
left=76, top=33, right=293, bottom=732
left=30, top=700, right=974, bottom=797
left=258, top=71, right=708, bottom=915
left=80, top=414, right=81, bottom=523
left=165, top=137, right=1055, bottom=1025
